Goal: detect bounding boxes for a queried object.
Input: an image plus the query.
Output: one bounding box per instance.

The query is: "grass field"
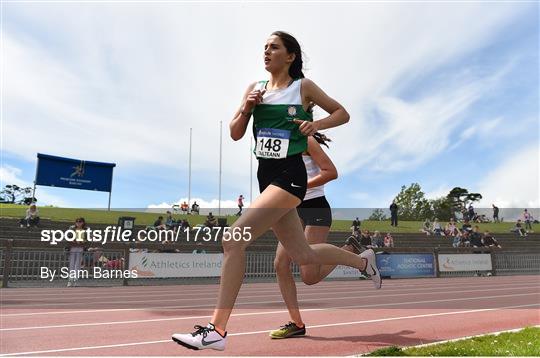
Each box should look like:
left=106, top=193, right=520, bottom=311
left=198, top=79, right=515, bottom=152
left=366, top=327, right=540, bottom=356
left=1, top=204, right=532, bottom=233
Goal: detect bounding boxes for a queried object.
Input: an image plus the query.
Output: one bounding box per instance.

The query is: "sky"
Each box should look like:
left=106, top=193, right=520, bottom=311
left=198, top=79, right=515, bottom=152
left=1, top=1, right=538, bottom=214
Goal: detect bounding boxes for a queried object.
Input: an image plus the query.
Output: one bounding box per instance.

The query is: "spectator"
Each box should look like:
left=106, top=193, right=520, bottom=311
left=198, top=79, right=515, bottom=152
left=468, top=204, right=476, bottom=222
left=205, top=212, right=217, bottom=228
left=180, top=219, right=191, bottom=232
left=165, top=211, right=177, bottom=229
left=522, top=209, right=533, bottom=231
left=461, top=206, right=469, bottom=221
left=67, top=217, right=88, bottom=287
left=445, top=219, right=458, bottom=237
left=19, top=204, right=40, bottom=228
left=452, top=230, right=462, bottom=248
left=420, top=219, right=432, bottom=236
left=461, top=219, right=473, bottom=234
left=470, top=226, right=484, bottom=248
left=181, top=201, right=189, bottom=213
left=511, top=219, right=527, bottom=237
left=383, top=232, right=394, bottom=248
left=390, top=201, right=398, bottom=227
left=192, top=242, right=207, bottom=254
left=460, top=231, right=471, bottom=247
left=153, top=216, right=166, bottom=230
left=351, top=217, right=361, bottom=235
left=433, top=218, right=444, bottom=236
left=191, top=201, right=200, bottom=215
left=482, top=231, right=502, bottom=248
left=360, top=229, right=372, bottom=248
left=236, top=195, right=244, bottom=216
left=371, top=231, right=384, bottom=248
left=492, top=204, right=500, bottom=223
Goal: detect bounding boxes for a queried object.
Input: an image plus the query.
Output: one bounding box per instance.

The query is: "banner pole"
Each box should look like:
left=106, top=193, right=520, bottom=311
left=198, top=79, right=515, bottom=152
left=218, top=121, right=222, bottom=216
left=188, top=128, right=192, bottom=211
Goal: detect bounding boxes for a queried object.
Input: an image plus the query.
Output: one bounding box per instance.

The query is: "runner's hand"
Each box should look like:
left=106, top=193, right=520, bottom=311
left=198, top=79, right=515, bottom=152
left=293, top=119, right=319, bottom=136
left=243, top=90, right=266, bottom=113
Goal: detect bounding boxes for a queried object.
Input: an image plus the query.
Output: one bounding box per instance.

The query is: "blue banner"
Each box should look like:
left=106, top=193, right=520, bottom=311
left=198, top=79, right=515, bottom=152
left=35, top=153, right=115, bottom=192
left=376, top=253, right=435, bottom=278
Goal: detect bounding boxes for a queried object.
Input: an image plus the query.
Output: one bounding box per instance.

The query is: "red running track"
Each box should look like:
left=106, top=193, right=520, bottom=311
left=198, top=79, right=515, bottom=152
left=1, top=275, right=539, bottom=356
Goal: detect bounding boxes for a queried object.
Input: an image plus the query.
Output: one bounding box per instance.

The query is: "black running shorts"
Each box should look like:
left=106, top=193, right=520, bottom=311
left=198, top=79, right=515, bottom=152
left=257, top=154, right=307, bottom=201
left=297, top=195, right=332, bottom=227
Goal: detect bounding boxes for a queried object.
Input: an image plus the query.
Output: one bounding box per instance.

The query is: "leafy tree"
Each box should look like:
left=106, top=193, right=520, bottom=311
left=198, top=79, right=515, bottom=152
left=0, top=185, right=36, bottom=204
left=430, top=196, right=453, bottom=221
left=368, top=208, right=387, bottom=221
left=394, top=183, right=431, bottom=221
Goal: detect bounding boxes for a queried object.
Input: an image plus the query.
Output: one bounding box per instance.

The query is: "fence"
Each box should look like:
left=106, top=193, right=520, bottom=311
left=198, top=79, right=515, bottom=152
left=1, top=239, right=538, bottom=287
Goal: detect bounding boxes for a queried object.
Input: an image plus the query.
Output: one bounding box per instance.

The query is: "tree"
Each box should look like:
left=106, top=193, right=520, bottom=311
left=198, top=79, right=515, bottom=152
left=368, top=209, right=387, bottom=221
left=394, top=183, right=431, bottom=221
left=0, top=185, right=36, bottom=204
left=447, top=187, right=482, bottom=218
left=430, top=196, right=453, bottom=221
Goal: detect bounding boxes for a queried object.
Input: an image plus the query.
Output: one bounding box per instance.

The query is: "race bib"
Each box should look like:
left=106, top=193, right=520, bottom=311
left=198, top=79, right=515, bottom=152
left=256, top=128, right=290, bottom=159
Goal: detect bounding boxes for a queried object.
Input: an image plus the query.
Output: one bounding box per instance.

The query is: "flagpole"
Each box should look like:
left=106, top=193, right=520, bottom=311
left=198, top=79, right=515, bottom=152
left=188, top=127, right=192, bottom=211
left=218, top=121, right=222, bottom=216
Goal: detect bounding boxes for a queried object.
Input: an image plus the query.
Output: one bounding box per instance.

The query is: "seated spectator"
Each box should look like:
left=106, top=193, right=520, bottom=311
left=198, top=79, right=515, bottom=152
left=153, top=216, right=166, bottom=230
left=191, top=201, right=200, bottom=215
left=180, top=219, right=191, bottom=232
left=445, top=219, right=458, bottom=237
left=452, top=230, right=462, bottom=248
left=482, top=231, right=502, bottom=248
left=19, top=204, right=40, bottom=228
left=460, top=231, right=471, bottom=247
left=181, top=201, right=189, bottom=213
left=432, top=218, right=444, bottom=236
left=420, top=219, right=432, bottom=236
left=160, top=239, right=179, bottom=253
left=383, top=233, right=394, bottom=248
left=470, top=226, right=484, bottom=248
left=371, top=231, right=383, bottom=248
left=510, top=220, right=527, bottom=237
left=192, top=242, right=207, bottom=254
left=204, top=212, right=217, bottom=228
left=461, top=219, right=473, bottom=234
left=360, top=229, right=372, bottom=248
left=165, top=211, right=179, bottom=229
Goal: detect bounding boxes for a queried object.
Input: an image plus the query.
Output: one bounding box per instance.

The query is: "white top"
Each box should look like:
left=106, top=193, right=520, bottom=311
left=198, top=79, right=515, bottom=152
left=256, top=79, right=303, bottom=105
left=302, top=155, right=325, bottom=201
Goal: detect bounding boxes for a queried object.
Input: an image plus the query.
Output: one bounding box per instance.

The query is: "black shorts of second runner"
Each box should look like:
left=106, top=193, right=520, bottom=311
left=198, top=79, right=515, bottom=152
left=297, top=196, right=332, bottom=227
left=257, top=154, right=307, bottom=201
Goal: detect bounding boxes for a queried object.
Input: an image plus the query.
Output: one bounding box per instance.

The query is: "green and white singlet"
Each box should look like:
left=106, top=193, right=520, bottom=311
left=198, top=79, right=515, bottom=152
left=252, top=79, right=313, bottom=159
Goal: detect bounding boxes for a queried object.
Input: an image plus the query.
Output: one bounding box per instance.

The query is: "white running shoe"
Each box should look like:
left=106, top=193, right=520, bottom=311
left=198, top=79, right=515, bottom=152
left=360, top=249, right=382, bottom=289
left=172, top=323, right=226, bottom=351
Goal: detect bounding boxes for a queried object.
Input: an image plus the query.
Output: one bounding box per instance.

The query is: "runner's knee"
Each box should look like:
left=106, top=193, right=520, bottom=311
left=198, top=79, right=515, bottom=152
left=300, top=267, right=320, bottom=286
left=274, top=255, right=291, bottom=275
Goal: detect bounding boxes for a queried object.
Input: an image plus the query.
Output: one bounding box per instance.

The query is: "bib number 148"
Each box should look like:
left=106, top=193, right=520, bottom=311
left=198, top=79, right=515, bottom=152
left=255, top=128, right=290, bottom=159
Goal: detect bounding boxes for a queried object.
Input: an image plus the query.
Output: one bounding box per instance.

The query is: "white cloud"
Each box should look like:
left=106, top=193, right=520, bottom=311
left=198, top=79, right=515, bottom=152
left=477, top=144, right=539, bottom=208
left=2, top=2, right=534, bottom=204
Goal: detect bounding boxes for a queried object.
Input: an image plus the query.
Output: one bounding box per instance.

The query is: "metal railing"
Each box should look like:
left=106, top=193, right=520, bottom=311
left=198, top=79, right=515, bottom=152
left=1, top=239, right=538, bottom=287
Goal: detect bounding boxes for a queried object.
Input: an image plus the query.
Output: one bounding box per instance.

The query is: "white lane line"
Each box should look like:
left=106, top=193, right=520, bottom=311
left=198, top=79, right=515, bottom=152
left=1, top=282, right=537, bottom=318
left=1, top=291, right=537, bottom=332
left=2, top=276, right=535, bottom=299
left=1, top=281, right=535, bottom=310
left=1, top=302, right=538, bottom=357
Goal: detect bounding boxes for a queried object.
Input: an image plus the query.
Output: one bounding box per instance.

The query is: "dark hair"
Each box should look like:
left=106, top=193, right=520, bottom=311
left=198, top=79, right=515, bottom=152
left=313, top=132, right=332, bottom=148
left=271, top=31, right=304, bottom=79
left=75, top=217, right=86, bottom=229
